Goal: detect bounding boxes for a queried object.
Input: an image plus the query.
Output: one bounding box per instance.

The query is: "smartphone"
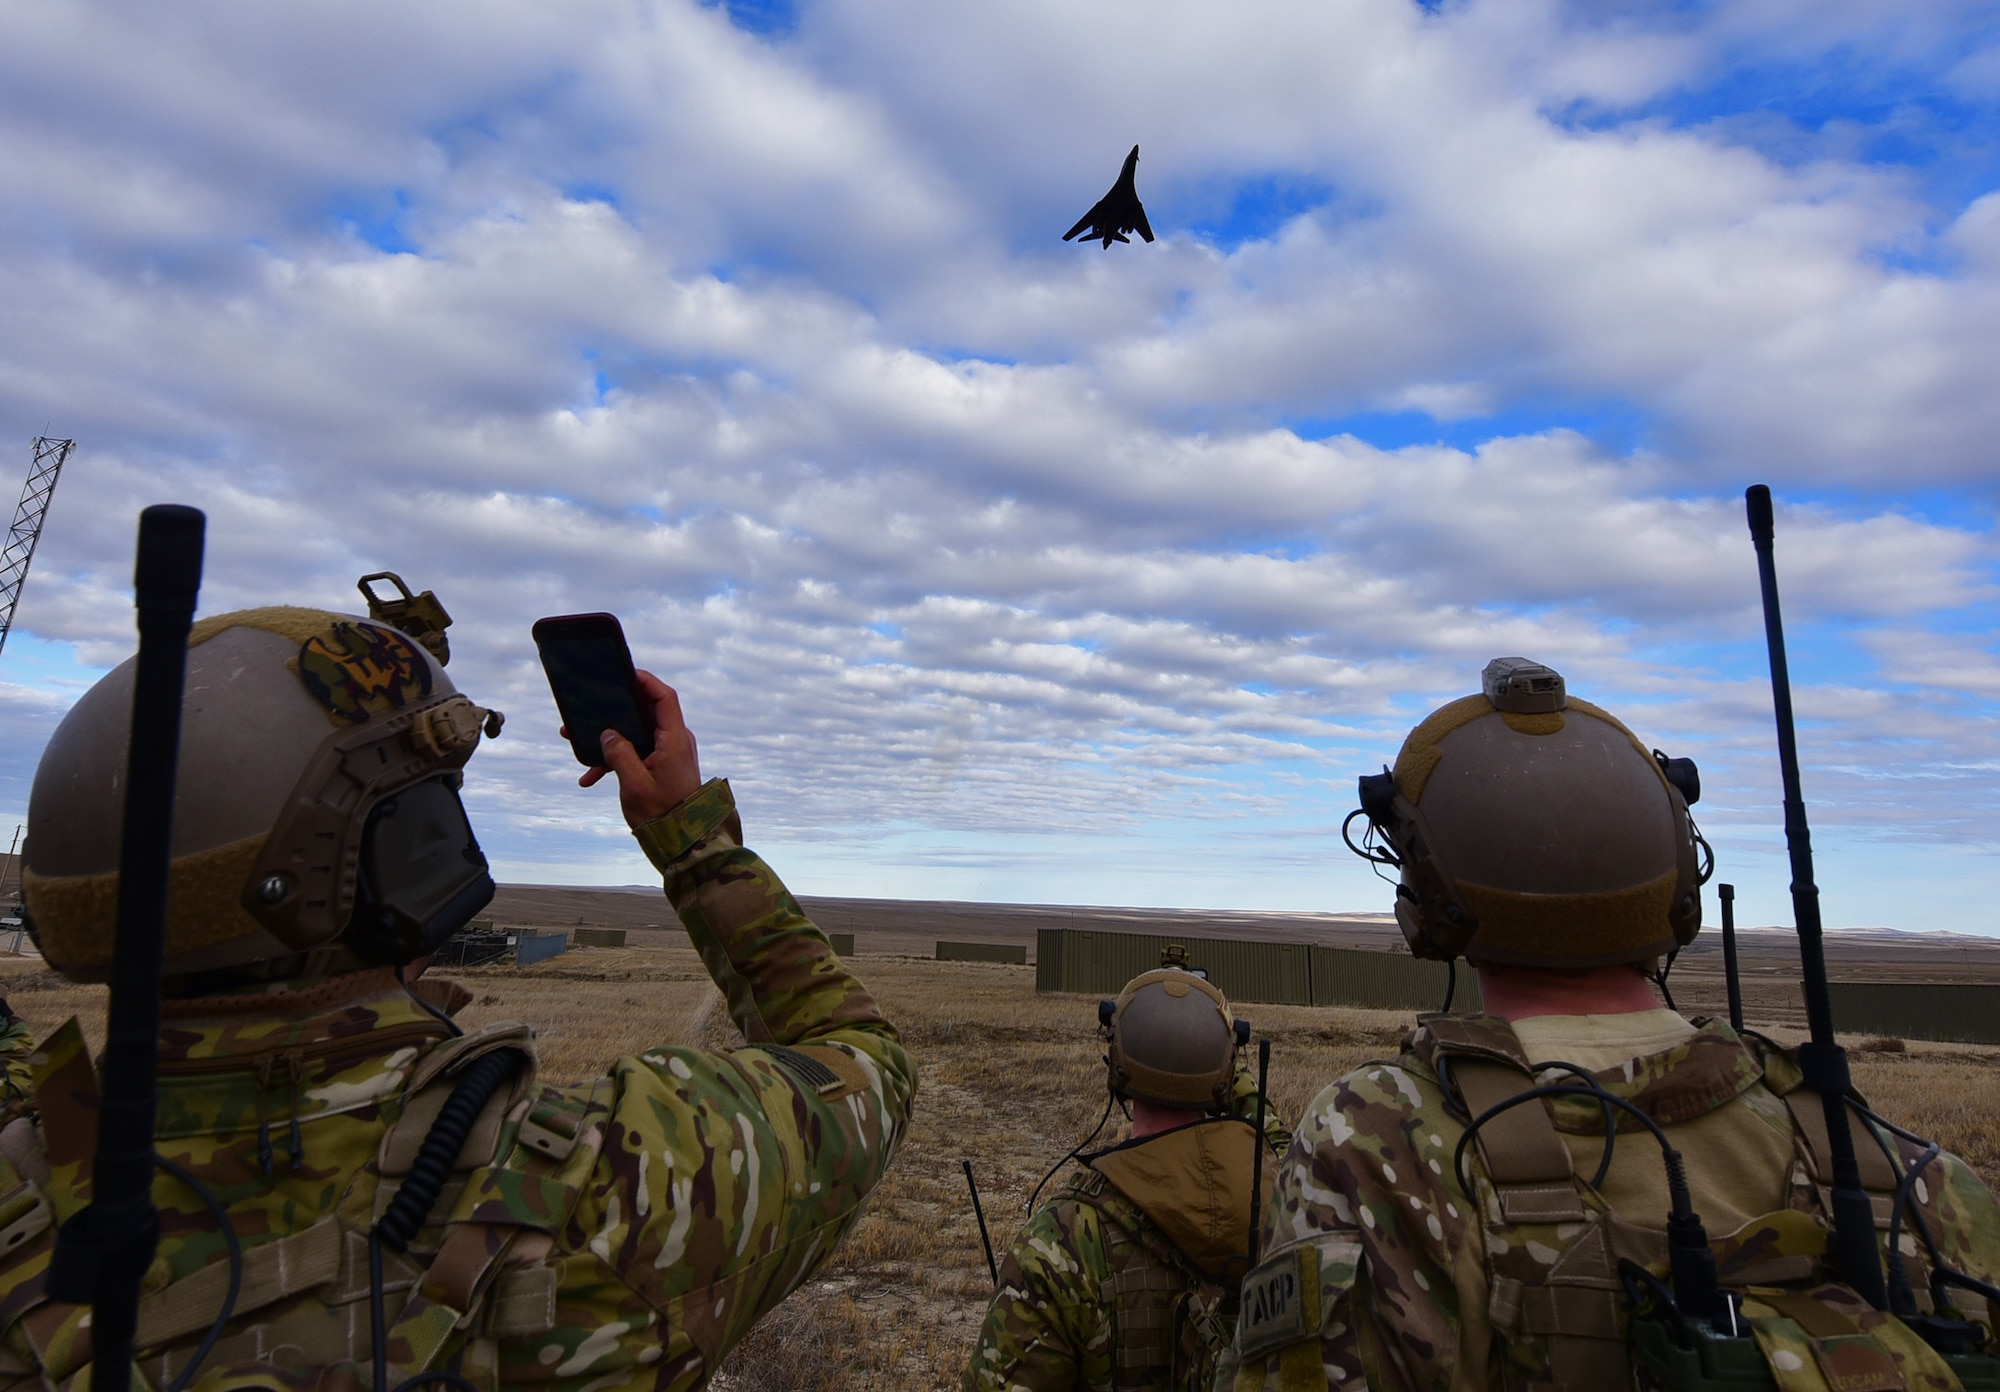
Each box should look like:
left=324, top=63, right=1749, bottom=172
left=531, top=613, right=657, bottom=767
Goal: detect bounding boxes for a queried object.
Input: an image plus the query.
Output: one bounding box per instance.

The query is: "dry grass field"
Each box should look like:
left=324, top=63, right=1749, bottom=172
left=1, top=939, right=1997, bottom=1391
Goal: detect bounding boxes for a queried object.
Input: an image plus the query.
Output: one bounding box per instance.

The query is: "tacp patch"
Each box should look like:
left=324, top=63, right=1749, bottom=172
left=1237, top=1242, right=1320, bottom=1360
left=294, top=620, right=435, bottom=724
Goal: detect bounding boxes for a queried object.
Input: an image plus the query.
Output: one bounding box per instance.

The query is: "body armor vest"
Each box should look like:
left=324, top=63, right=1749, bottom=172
left=1417, top=1013, right=2000, bottom=1392
left=0, top=1015, right=609, bottom=1392
left=1067, top=1170, right=1236, bottom=1392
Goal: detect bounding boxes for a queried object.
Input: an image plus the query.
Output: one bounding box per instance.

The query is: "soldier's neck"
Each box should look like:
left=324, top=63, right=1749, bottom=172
left=1130, top=1099, right=1206, bottom=1138
left=1476, top=964, right=1660, bottom=1020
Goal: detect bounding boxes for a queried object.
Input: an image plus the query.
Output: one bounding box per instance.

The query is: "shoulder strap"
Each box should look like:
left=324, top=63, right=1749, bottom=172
left=1421, top=1015, right=1585, bottom=1225
left=1748, top=1035, right=1901, bottom=1209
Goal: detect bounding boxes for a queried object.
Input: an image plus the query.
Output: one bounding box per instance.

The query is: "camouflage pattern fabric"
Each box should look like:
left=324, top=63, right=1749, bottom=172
left=1220, top=1012, right=2000, bottom=1392
left=0, top=1006, right=32, bottom=1125
left=964, top=1070, right=1289, bottom=1391
left=0, top=777, right=915, bottom=1392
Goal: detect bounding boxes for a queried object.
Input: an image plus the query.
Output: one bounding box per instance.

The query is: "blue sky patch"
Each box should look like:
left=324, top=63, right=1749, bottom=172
left=704, top=0, right=798, bottom=37
left=1290, top=396, right=1653, bottom=456
left=1173, top=171, right=1342, bottom=251
left=327, top=190, right=418, bottom=254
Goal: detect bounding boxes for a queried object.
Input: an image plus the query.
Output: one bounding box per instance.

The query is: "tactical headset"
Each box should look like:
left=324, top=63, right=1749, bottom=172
left=1346, top=658, right=1711, bottom=968
left=1097, top=968, right=1250, bottom=1111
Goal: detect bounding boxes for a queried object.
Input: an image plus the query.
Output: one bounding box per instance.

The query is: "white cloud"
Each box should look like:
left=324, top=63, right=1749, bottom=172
left=0, top=0, right=1996, bottom=931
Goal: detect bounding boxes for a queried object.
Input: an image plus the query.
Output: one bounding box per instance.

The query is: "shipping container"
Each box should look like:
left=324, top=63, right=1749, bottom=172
left=829, top=933, right=856, bottom=957
left=1823, top=982, right=2000, bottom=1044
left=1033, top=927, right=1478, bottom=1011
left=513, top=930, right=569, bottom=966
left=1311, top=945, right=1477, bottom=1013
left=573, top=927, right=627, bottom=948
left=937, top=941, right=1029, bottom=965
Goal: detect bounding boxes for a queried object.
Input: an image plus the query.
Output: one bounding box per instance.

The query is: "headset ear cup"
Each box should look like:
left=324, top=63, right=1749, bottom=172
left=1392, top=795, right=1478, bottom=961
left=1667, top=787, right=1702, bottom=947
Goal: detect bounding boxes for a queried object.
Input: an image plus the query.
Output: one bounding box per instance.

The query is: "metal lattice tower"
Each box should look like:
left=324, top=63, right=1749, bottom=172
left=0, top=436, right=75, bottom=662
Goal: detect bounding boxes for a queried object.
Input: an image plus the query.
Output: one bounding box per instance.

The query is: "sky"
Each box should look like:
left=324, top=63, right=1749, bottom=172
left=2, top=0, right=1998, bottom=935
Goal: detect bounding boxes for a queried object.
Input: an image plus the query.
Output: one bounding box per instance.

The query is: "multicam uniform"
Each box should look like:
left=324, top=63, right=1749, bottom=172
left=966, top=1074, right=1290, bottom=1392
left=0, top=779, right=915, bottom=1392
left=0, top=1007, right=31, bottom=1125
left=1222, top=1011, right=2000, bottom=1392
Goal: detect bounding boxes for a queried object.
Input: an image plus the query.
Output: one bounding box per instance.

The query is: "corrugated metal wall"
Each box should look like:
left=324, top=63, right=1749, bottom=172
left=1033, top=927, right=1476, bottom=1012
left=937, top=940, right=1029, bottom=964
left=1312, top=946, right=1479, bottom=1012
left=514, top=930, right=569, bottom=966
left=1825, top=983, right=2000, bottom=1043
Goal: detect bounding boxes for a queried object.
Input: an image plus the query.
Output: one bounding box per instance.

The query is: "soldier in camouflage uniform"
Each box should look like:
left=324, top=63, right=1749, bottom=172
left=4, top=605, right=915, bottom=1391
left=966, top=964, right=1289, bottom=1392
left=1223, top=658, right=2000, bottom=1392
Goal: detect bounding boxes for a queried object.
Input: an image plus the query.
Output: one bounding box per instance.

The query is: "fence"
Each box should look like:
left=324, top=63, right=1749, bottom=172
left=514, top=930, right=569, bottom=966
left=1824, top=982, right=2000, bottom=1044
left=1035, top=928, right=1477, bottom=1012
left=938, top=941, right=1028, bottom=965
left=573, top=928, right=627, bottom=948
left=433, top=928, right=510, bottom=968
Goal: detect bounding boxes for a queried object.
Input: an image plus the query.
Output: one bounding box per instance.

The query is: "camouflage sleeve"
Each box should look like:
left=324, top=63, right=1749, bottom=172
left=1223, top=1065, right=1468, bottom=1392
left=1224, top=1058, right=1292, bottom=1154
left=1902, top=1135, right=2000, bottom=1320
left=518, top=779, right=917, bottom=1390
left=0, top=1007, right=33, bottom=1123
left=964, top=1197, right=1115, bottom=1391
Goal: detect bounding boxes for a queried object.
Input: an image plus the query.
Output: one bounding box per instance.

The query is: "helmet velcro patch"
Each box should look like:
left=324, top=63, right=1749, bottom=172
left=292, top=621, right=436, bottom=725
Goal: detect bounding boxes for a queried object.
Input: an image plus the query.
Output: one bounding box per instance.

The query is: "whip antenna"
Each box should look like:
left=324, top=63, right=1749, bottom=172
left=963, top=1160, right=999, bottom=1288
left=1744, top=484, right=1885, bottom=1309
left=44, top=505, right=206, bottom=1391
left=1718, top=883, right=1743, bottom=1033
left=1247, top=1037, right=1271, bottom=1268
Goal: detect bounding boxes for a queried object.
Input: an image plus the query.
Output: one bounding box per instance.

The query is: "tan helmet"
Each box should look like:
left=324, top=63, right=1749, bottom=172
left=1346, top=658, right=1709, bottom=969
left=23, top=606, right=504, bottom=987
left=1099, top=967, right=1244, bottom=1111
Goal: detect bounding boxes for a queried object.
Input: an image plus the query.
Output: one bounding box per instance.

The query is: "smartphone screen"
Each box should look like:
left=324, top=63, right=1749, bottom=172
left=531, top=613, right=657, bottom=766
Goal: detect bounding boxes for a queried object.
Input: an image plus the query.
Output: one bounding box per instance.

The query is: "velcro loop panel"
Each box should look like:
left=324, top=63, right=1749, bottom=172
left=1498, top=1186, right=1589, bottom=1225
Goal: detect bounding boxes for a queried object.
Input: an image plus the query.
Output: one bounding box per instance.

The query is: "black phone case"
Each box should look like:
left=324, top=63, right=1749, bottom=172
left=532, top=615, right=655, bottom=767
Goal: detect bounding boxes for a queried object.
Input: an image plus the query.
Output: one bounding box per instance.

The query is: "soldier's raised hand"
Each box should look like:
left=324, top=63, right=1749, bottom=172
left=575, top=669, right=702, bottom=828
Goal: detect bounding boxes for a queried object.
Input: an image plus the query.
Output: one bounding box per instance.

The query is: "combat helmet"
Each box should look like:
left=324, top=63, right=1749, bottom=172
left=1346, top=657, right=1709, bottom=969
left=1098, top=955, right=1247, bottom=1111
left=23, top=606, right=504, bottom=987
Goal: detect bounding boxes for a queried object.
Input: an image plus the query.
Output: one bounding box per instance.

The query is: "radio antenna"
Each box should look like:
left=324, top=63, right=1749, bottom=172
left=1744, top=484, right=1884, bottom=1309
